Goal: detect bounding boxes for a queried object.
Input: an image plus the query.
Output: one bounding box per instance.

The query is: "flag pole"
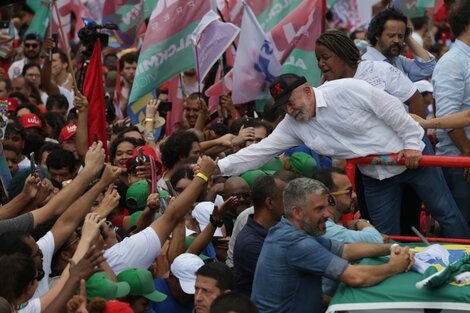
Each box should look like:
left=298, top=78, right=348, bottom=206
left=52, top=0, right=78, bottom=93
left=49, top=1, right=53, bottom=61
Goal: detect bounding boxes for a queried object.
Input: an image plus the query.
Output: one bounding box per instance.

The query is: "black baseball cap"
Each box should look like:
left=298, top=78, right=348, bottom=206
left=269, top=73, right=307, bottom=108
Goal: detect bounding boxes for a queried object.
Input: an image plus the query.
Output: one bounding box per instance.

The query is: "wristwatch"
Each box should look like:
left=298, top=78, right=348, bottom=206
left=210, top=214, right=223, bottom=227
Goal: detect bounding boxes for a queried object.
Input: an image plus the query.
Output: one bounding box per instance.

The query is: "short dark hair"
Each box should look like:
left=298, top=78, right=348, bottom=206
left=161, top=131, right=199, bottom=170
left=46, top=94, right=69, bottom=112
left=367, top=9, right=408, bottom=46
left=0, top=253, right=36, bottom=305
left=448, top=0, right=470, bottom=38
left=109, top=137, right=144, bottom=164
left=210, top=292, right=258, bottom=313
left=0, top=231, right=32, bottom=256
left=46, top=149, right=76, bottom=173
left=119, top=52, right=138, bottom=69
left=170, top=165, right=194, bottom=188
left=5, top=123, right=26, bottom=142
left=196, top=262, right=234, bottom=292
left=43, top=112, right=66, bottom=140
left=313, top=168, right=347, bottom=192
left=53, top=49, right=68, bottom=64
left=22, top=63, right=41, bottom=77
left=251, top=175, right=277, bottom=211
left=316, top=30, right=361, bottom=67
left=208, top=123, right=229, bottom=137
left=411, top=16, right=429, bottom=31
left=37, top=142, right=63, bottom=165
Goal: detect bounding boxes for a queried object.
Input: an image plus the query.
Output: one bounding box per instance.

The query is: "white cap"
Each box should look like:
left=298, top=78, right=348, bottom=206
left=414, top=80, right=433, bottom=93
left=192, top=201, right=223, bottom=237
left=170, top=253, right=204, bottom=294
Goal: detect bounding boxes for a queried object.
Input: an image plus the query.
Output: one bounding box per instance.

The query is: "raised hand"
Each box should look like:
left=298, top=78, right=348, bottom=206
left=81, top=213, right=106, bottom=244
left=99, top=164, right=122, bottom=187
left=197, top=155, right=218, bottom=178
left=147, top=193, right=161, bottom=212
left=95, top=186, right=120, bottom=217
left=84, top=141, right=105, bottom=177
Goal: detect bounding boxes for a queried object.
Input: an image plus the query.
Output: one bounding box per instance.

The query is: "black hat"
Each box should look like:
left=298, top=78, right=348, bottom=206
left=269, top=73, right=307, bottom=108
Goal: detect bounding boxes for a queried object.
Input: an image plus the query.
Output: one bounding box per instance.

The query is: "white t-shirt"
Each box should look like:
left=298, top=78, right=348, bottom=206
left=104, top=227, right=162, bottom=274
left=355, top=60, right=417, bottom=104
left=18, top=298, right=41, bottom=313
left=8, top=59, right=25, bottom=80
left=33, top=231, right=55, bottom=298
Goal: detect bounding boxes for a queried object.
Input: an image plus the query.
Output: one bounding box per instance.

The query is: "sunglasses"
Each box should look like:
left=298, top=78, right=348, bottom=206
left=24, top=43, right=39, bottom=49
left=330, top=187, right=353, bottom=198
left=327, top=194, right=336, bottom=207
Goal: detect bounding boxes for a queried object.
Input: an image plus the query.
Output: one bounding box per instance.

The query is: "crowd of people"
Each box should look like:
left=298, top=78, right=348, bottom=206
left=0, top=0, right=469, bottom=312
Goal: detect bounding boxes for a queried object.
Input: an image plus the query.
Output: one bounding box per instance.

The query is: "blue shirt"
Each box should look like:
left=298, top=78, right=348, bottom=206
left=433, top=40, right=470, bottom=156
left=151, top=278, right=194, bottom=313
left=284, top=145, right=332, bottom=169
left=362, top=46, right=435, bottom=82
left=233, top=215, right=268, bottom=296
left=251, top=217, right=349, bottom=313
left=322, top=219, right=383, bottom=296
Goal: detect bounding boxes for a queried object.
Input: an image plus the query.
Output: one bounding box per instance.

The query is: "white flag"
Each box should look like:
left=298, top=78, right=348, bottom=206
left=232, top=1, right=282, bottom=104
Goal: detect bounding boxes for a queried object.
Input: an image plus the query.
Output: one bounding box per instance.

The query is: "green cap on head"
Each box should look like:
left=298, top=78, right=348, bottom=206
left=117, top=268, right=167, bottom=302
left=126, top=180, right=149, bottom=210
left=289, top=152, right=317, bottom=178
left=240, top=170, right=267, bottom=190
left=85, top=272, right=130, bottom=300
left=259, top=157, right=284, bottom=173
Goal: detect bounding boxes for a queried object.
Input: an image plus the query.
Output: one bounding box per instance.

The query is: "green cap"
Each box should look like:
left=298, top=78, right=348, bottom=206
left=117, top=268, right=167, bottom=302
left=259, top=157, right=284, bottom=173
left=240, top=170, right=267, bottom=190
left=126, top=180, right=149, bottom=210
left=128, top=211, right=160, bottom=230
left=289, top=152, right=317, bottom=178
left=85, top=272, right=130, bottom=300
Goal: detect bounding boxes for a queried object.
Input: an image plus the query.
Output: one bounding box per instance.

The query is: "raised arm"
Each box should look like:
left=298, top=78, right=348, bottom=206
left=412, top=110, right=470, bottom=129
left=151, top=155, right=218, bottom=244
left=51, top=164, right=121, bottom=251
left=30, top=142, right=105, bottom=230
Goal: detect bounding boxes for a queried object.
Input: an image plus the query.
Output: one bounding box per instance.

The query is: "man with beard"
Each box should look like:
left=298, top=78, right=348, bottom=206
left=251, top=178, right=414, bottom=313
left=8, top=33, right=43, bottom=80
left=117, top=52, right=138, bottom=119
left=314, top=168, right=383, bottom=244
left=363, top=8, right=435, bottom=82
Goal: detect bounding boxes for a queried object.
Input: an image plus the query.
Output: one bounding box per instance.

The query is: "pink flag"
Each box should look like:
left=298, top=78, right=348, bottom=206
left=191, top=10, right=239, bottom=85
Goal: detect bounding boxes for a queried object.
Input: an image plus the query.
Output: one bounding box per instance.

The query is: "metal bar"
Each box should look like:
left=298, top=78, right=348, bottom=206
left=349, top=154, right=470, bottom=168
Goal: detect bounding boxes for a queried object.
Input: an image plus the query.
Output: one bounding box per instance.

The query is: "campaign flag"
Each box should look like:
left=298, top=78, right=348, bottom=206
left=392, top=0, right=426, bottom=18
left=25, top=0, right=51, bottom=40
left=205, top=70, right=233, bottom=97
left=221, top=0, right=325, bottom=87
left=144, top=0, right=158, bottom=19
left=232, top=1, right=282, bottom=104
left=102, top=0, right=146, bottom=49
left=417, top=0, right=437, bottom=8
left=328, top=0, right=362, bottom=32
left=128, top=0, right=211, bottom=124
left=166, top=76, right=185, bottom=135
left=50, top=0, right=72, bottom=49
left=82, top=39, right=108, bottom=154
left=268, top=0, right=325, bottom=87
left=191, top=10, right=239, bottom=85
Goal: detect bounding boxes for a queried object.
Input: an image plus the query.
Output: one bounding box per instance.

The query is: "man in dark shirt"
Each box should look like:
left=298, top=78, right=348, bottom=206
left=233, top=175, right=286, bottom=295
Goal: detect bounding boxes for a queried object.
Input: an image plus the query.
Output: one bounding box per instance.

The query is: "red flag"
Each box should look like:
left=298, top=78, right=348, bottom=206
left=83, top=39, right=108, bottom=154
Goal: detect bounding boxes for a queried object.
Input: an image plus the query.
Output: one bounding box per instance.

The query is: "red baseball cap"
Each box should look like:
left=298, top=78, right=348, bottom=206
left=59, top=123, right=77, bottom=143
left=103, top=301, right=134, bottom=313
left=126, top=145, right=163, bottom=177
left=19, top=113, right=42, bottom=129
left=0, top=97, right=19, bottom=113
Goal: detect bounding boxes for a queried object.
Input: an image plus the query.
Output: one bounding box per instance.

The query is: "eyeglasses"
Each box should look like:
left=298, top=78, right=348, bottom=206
left=330, top=187, right=353, bottom=198
left=327, top=194, right=336, bottom=207
left=24, top=43, right=39, bottom=49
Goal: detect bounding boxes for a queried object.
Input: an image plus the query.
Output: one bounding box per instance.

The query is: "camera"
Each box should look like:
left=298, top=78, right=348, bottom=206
left=158, top=101, right=172, bottom=113
left=78, top=19, right=117, bottom=59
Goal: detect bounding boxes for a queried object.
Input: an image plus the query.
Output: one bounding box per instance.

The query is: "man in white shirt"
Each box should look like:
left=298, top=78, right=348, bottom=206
left=217, top=73, right=470, bottom=239
left=8, top=33, right=43, bottom=80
